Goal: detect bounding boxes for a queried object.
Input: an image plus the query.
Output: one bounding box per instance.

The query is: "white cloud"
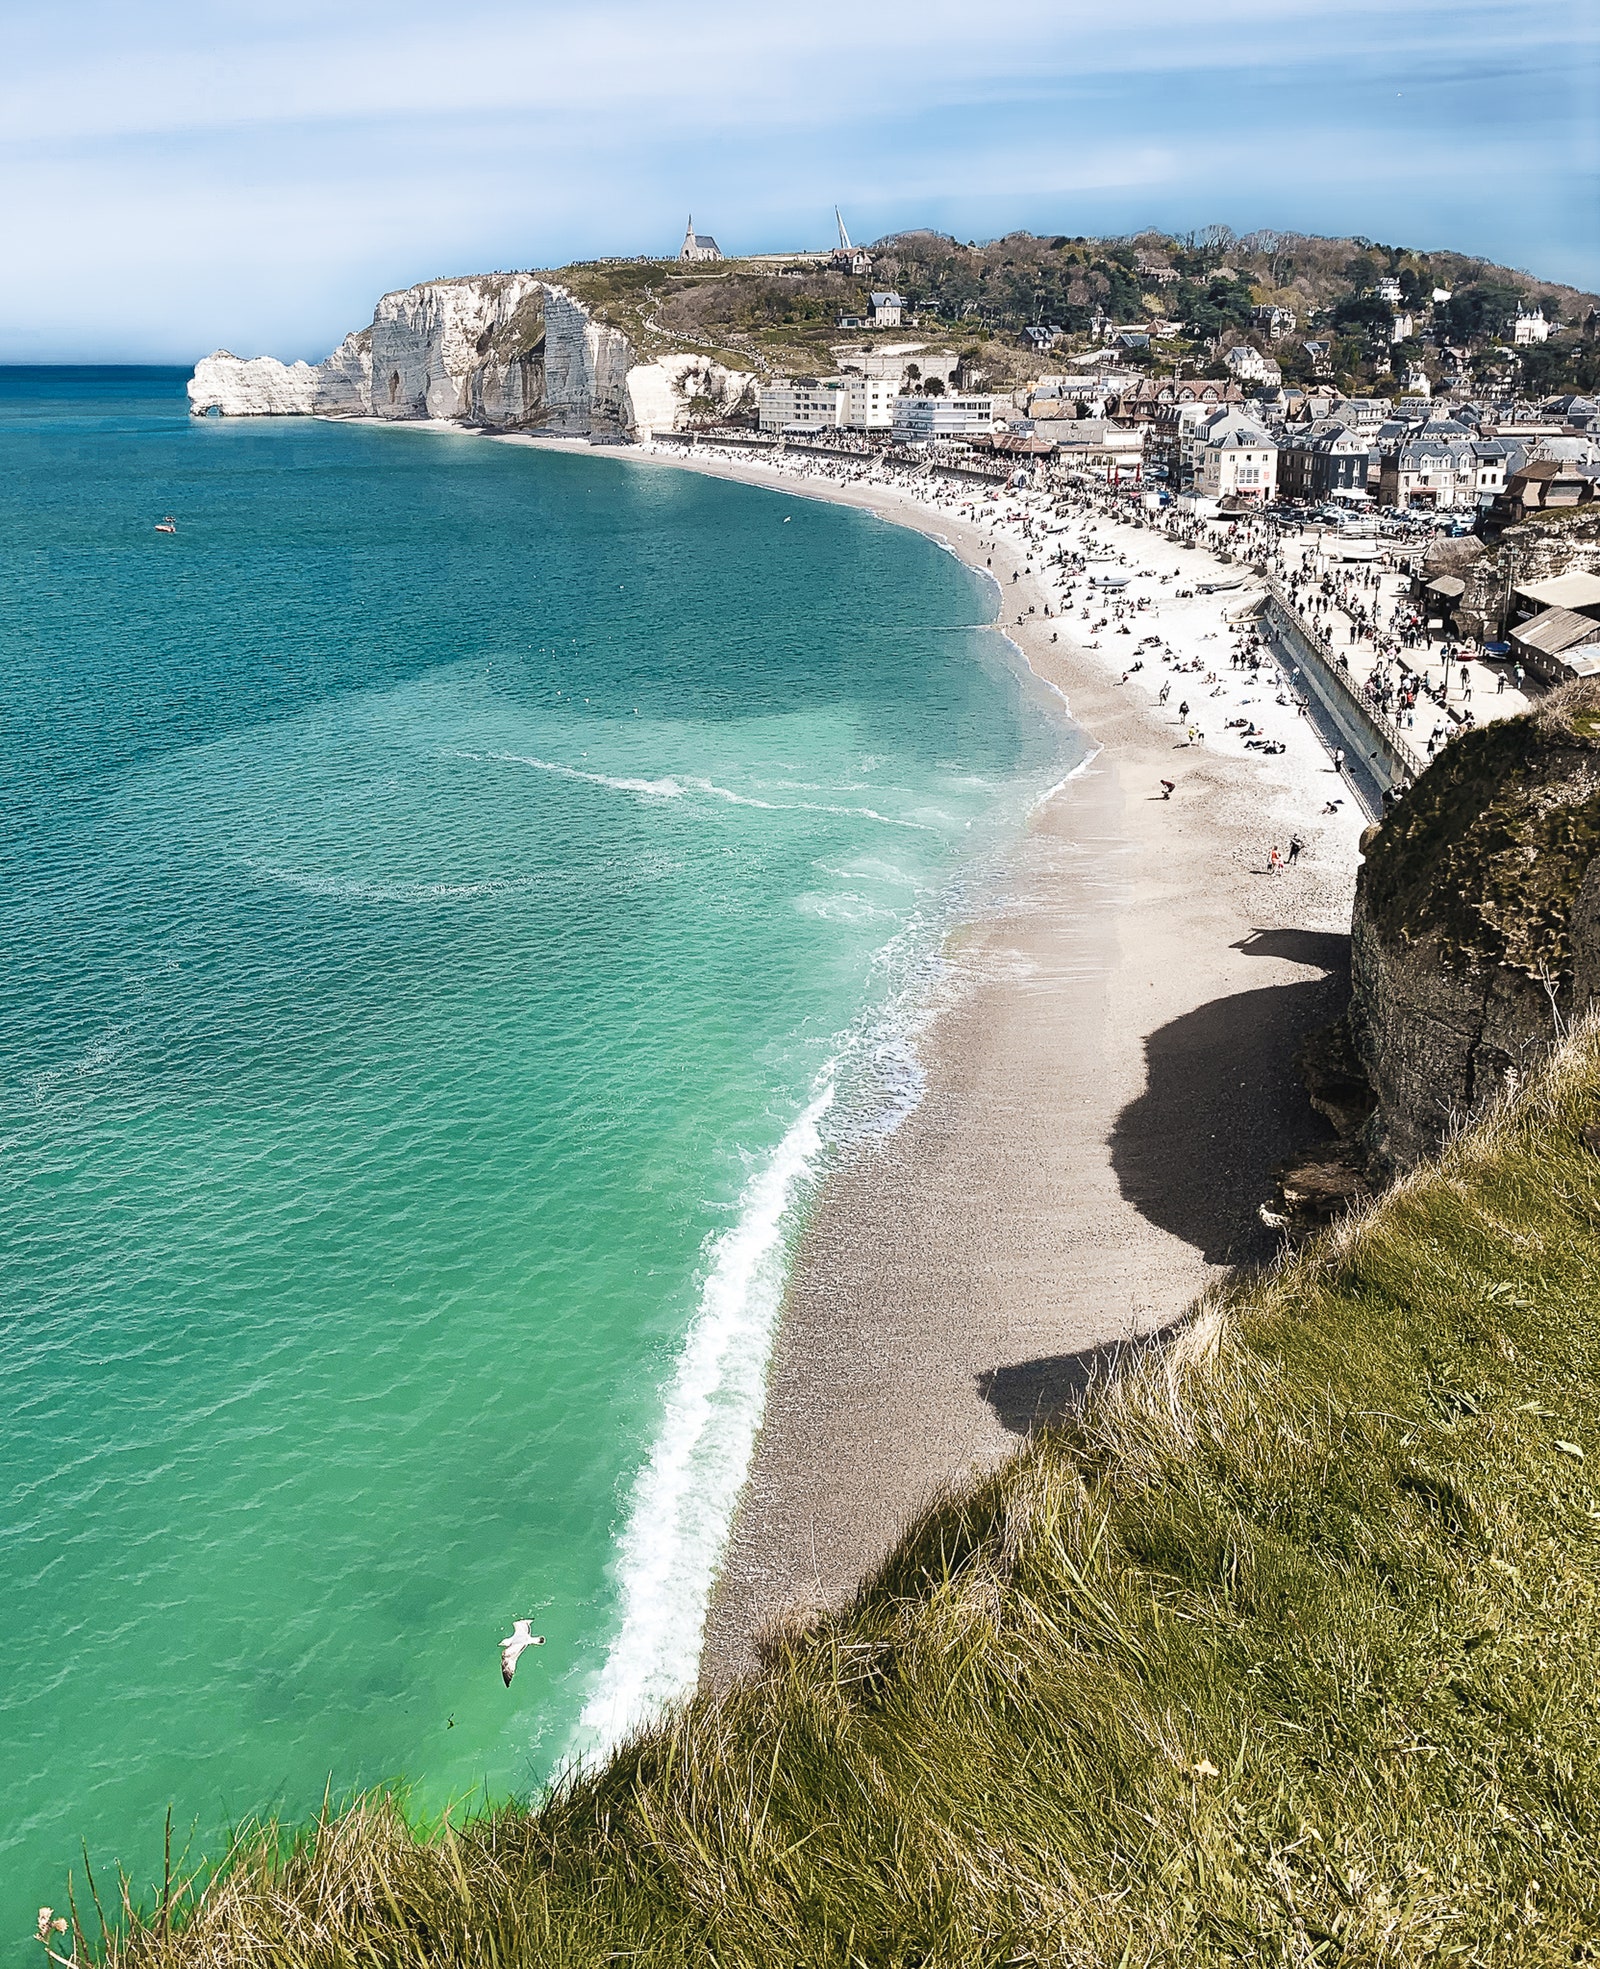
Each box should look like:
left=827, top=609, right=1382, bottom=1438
left=0, top=0, right=1593, bottom=359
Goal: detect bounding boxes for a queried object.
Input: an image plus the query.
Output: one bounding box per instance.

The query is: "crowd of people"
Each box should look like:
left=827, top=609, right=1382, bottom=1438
left=643, top=431, right=1534, bottom=868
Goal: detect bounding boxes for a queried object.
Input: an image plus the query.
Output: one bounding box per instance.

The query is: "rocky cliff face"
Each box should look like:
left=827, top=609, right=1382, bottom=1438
left=188, top=276, right=754, bottom=439
left=1348, top=679, right=1600, bottom=1168
left=1454, top=510, right=1600, bottom=642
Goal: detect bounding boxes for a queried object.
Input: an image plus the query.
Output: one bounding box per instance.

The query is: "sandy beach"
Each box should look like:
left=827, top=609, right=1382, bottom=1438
left=511, top=429, right=1367, bottom=1678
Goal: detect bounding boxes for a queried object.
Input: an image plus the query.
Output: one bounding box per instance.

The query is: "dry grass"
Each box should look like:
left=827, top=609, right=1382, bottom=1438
left=76, top=1024, right=1600, bottom=1967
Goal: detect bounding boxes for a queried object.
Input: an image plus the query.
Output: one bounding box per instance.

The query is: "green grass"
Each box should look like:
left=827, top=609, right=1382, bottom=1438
left=76, top=1024, right=1600, bottom=1966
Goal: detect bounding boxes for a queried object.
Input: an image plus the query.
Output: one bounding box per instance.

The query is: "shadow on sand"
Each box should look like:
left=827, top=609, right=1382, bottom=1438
left=977, top=1330, right=1175, bottom=1436
left=1108, top=927, right=1351, bottom=1267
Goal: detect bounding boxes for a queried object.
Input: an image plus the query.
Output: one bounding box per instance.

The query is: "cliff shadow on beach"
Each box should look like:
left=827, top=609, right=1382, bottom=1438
left=1108, top=927, right=1350, bottom=1267
left=977, top=1330, right=1176, bottom=1436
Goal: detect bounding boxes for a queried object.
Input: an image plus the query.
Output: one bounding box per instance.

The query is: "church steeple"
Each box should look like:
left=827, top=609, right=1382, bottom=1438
left=678, top=216, right=722, bottom=264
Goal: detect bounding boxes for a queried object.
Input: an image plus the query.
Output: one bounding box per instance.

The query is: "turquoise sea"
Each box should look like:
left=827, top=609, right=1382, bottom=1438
left=0, top=369, right=1080, bottom=1936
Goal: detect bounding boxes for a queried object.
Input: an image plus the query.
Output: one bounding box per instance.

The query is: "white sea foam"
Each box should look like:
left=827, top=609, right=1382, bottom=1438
left=474, top=749, right=938, bottom=834
left=793, top=890, right=896, bottom=924
left=683, top=777, right=933, bottom=831
left=1030, top=742, right=1103, bottom=815
left=576, top=1077, right=835, bottom=1752
left=491, top=752, right=686, bottom=800
left=253, top=864, right=518, bottom=904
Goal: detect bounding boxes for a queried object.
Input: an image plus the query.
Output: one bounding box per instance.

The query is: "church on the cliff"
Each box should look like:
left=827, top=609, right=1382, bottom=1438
left=679, top=217, right=723, bottom=264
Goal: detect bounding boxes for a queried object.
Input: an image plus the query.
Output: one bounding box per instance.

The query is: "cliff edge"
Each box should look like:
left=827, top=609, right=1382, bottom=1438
left=1349, top=676, right=1600, bottom=1167
left=188, top=275, right=755, bottom=439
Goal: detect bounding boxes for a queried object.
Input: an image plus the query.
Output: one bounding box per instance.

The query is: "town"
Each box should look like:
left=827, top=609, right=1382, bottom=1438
left=646, top=216, right=1600, bottom=696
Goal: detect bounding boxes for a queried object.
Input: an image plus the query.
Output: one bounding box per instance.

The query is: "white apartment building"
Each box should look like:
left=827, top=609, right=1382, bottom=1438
left=757, top=373, right=906, bottom=432
left=840, top=374, right=899, bottom=429
left=890, top=395, right=996, bottom=444
left=1514, top=308, right=1552, bottom=346
left=758, top=377, right=845, bottom=432
left=1194, top=412, right=1278, bottom=502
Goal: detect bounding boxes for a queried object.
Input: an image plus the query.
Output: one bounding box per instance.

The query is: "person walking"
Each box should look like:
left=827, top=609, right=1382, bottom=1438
left=1287, top=833, right=1305, bottom=865
left=1333, top=746, right=1346, bottom=775
left=1268, top=844, right=1283, bottom=875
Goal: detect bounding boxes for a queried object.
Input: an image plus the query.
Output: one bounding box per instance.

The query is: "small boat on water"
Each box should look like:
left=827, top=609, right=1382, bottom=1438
left=154, top=516, right=177, bottom=534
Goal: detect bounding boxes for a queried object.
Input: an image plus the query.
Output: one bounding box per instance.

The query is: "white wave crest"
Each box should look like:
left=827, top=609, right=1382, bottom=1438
left=577, top=1077, right=834, bottom=1751
left=491, top=752, right=686, bottom=800
left=253, top=864, right=516, bottom=903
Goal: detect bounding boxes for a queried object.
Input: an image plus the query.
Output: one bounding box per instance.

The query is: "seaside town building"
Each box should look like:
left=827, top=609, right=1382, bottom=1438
left=1253, top=303, right=1298, bottom=338
left=1147, top=399, right=1225, bottom=492
left=890, top=394, right=997, bottom=444
left=1192, top=409, right=1278, bottom=503
left=758, top=376, right=846, bottom=432
left=758, top=372, right=932, bottom=434
left=1277, top=420, right=1374, bottom=502
left=1514, top=307, right=1553, bottom=346
left=839, top=374, right=900, bottom=429
left=868, top=292, right=905, bottom=327
left=1225, top=344, right=1281, bottom=385
left=1376, top=419, right=1482, bottom=509
left=1506, top=572, right=1600, bottom=683
left=1040, top=418, right=1146, bottom=480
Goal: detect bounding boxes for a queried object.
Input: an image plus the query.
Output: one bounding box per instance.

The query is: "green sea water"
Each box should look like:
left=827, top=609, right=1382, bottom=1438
left=0, top=369, right=1080, bottom=1936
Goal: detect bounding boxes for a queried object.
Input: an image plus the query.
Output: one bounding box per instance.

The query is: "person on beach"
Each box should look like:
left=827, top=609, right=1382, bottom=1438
left=1268, top=845, right=1282, bottom=875
left=1160, top=778, right=1175, bottom=799
left=1287, top=834, right=1305, bottom=865
left=1333, top=747, right=1345, bottom=774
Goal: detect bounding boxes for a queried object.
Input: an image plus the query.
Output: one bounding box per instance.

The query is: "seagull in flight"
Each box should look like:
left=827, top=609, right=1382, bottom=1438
left=500, top=1620, right=546, bottom=1685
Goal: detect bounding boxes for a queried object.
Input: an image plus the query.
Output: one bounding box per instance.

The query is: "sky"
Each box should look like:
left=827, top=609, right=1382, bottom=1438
left=1, top=0, right=1596, bottom=364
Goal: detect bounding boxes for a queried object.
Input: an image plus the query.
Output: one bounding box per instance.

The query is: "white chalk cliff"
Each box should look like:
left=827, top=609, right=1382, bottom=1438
left=188, top=276, right=755, bottom=439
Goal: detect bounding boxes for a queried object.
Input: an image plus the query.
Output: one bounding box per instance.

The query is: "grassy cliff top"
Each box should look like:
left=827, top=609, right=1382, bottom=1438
left=88, top=1024, right=1600, bottom=1964
left=1360, top=680, right=1600, bottom=977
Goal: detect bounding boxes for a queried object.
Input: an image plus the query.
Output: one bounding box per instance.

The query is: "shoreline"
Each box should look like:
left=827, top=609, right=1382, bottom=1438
left=561, top=436, right=1365, bottom=1682
left=339, top=418, right=1365, bottom=1683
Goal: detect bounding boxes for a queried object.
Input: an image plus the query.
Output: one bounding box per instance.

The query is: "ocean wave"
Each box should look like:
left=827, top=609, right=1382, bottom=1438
left=487, top=753, right=687, bottom=800
left=709, top=784, right=939, bottom=832
left=471, top=751, right=936, bottom=833
left=793, top=891, right=898, bottom=924
left=577, top=1078, right=834, bottom=1751
left=1030, top=742, right=1104, bottom=814
left=250, top=864, right=521, bottom=904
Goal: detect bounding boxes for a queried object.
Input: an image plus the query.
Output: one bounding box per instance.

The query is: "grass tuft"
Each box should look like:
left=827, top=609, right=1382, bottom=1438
left=93, top=1022, right=1600, bottom=1966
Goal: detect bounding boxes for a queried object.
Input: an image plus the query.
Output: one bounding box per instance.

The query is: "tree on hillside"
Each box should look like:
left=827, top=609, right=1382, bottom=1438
left=1178, top=275, right=1255, bottom=342
left=1446, top=280, right=1522, bottom=343
left=1333, top=293, right=1394, bottom=334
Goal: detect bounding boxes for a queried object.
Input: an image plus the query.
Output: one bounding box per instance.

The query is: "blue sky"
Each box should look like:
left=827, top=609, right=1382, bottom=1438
left=2, top=0, right=1595, bottom=363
